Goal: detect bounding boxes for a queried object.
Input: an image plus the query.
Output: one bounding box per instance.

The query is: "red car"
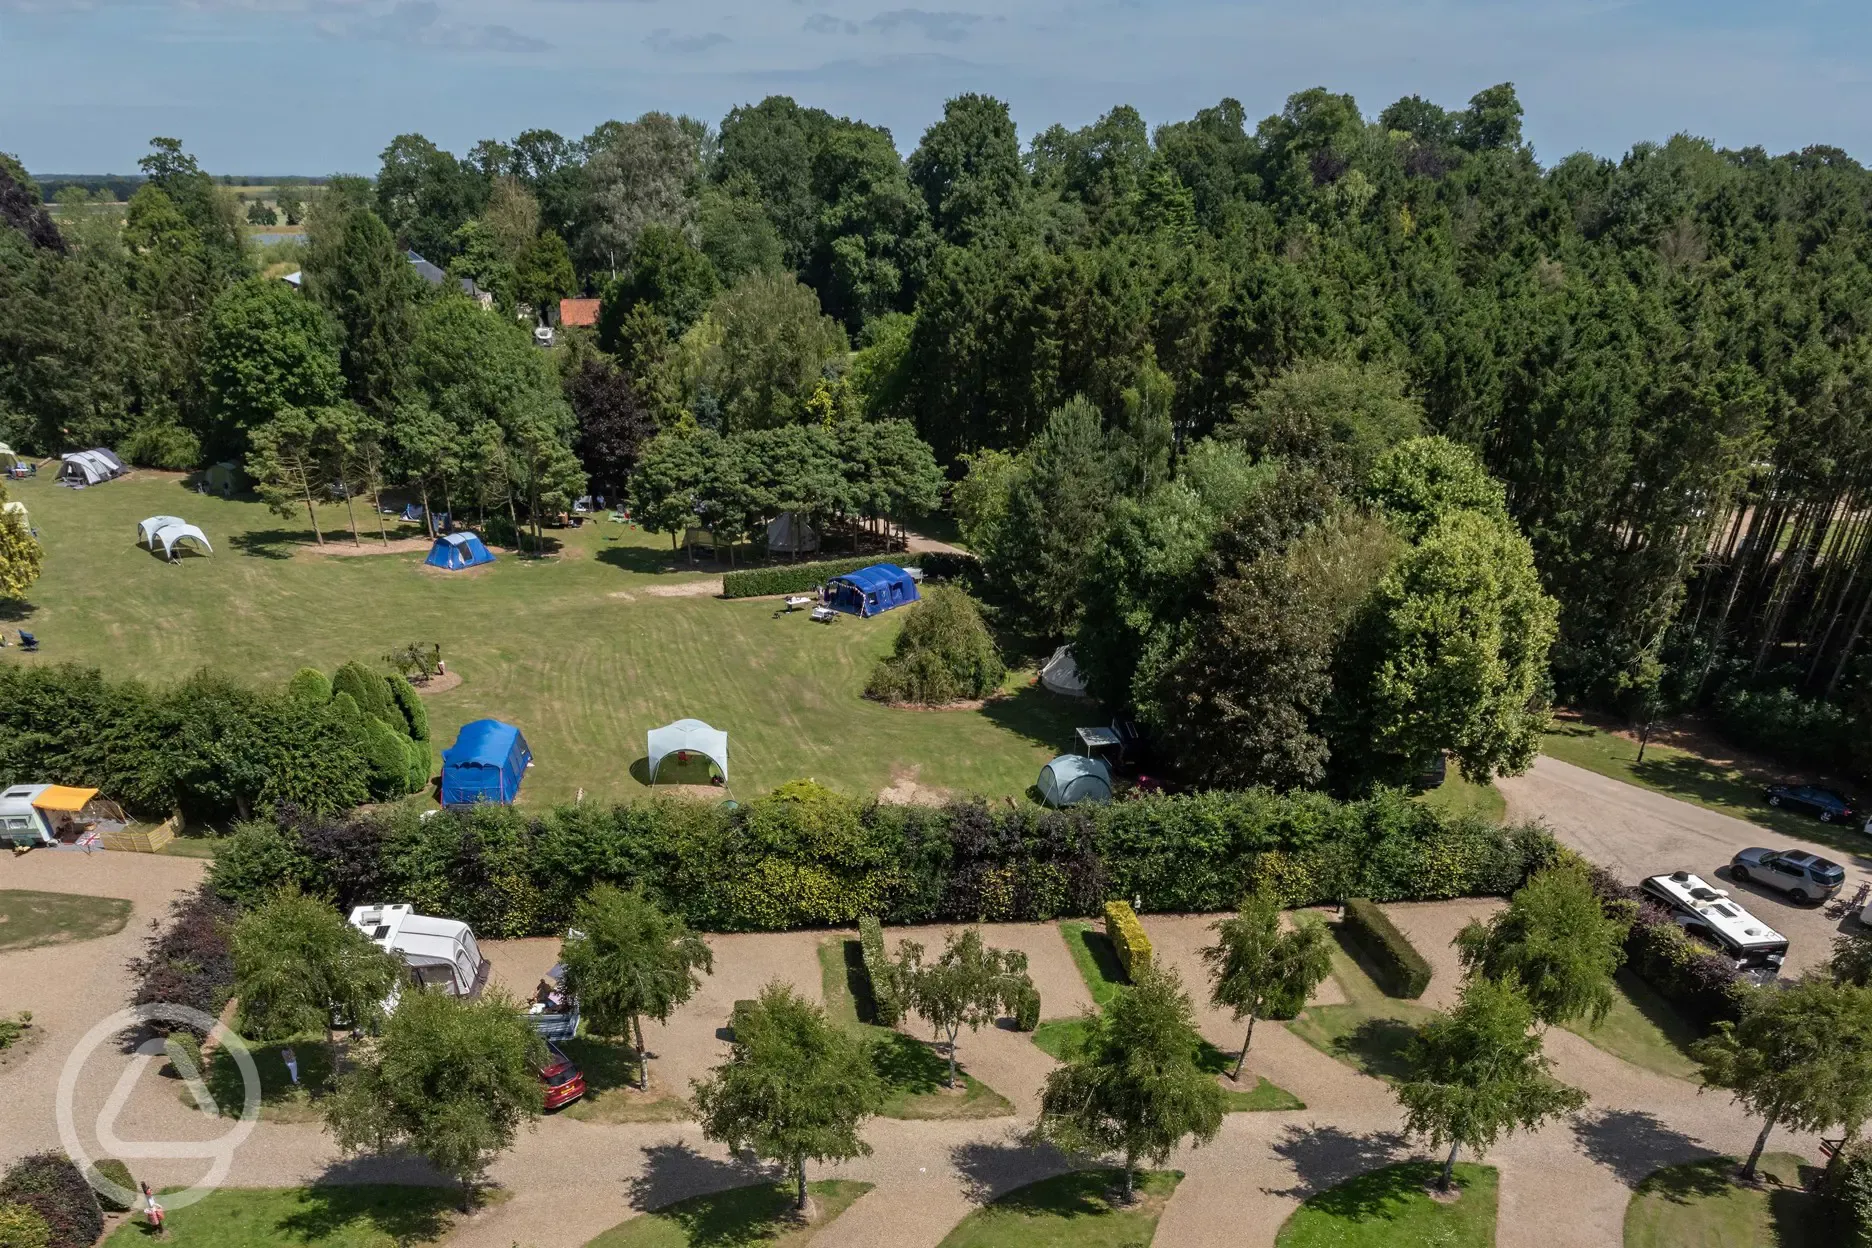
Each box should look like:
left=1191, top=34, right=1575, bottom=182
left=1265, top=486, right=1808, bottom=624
left=539, top=1041, right=586, bottom=1110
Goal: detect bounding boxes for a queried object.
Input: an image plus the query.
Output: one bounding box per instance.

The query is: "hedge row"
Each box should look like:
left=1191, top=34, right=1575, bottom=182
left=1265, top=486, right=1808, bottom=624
left=0, top=1154, right=101, bottom=1248
left=128, top=884, right=236, bottom=1036
left=1342, top=898, right=1433, bottom=998
left=719, top=551, right=979, bottom=599
left=858, top=916, right=902, bottom=1026
left=209, top=782, right=1558, bottom=938
left=1104, top=900, right=1152, bottom=980
left=1584, top=866, right=1749, bottom=1028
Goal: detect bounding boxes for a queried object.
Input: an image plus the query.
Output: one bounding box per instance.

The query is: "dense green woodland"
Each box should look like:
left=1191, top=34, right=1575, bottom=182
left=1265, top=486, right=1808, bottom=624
left=7, top=82, right=1872, bottom=783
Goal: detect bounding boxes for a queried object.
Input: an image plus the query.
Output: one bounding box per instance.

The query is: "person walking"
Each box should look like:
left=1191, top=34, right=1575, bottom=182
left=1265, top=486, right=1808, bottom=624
left=281, top=1044, right=299, bottom=1086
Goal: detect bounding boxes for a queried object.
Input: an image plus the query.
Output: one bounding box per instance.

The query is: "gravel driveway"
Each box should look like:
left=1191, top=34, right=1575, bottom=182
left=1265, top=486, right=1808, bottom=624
left=1500, top=754, right=1869, bottom=975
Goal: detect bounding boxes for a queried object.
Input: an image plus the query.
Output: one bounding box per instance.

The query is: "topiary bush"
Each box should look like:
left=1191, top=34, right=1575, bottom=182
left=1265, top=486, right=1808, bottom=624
left=331, top=660, right=389, bottom=722
left=385, top=672, right=429, bottom=741
left=82, top=1161, right=134, bottom=1214
left=1341, top=899, right=1432, bottom=998
left=286, top=667, right=332, bottom=705
left=362, top=719, right=414, bottom=798
left=858, top=916, right=902, bottom=1025
left=404, top=736, right=432, bottom=794
left=1103, top=900, right=1152, bottom=981
left=864, top=585, right=1005, bottom=705
left=0, top=1154, right=101, bottom=1248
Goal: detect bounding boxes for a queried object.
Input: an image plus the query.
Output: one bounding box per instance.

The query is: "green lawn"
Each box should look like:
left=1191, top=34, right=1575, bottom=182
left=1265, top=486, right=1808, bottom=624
left=1561, top=968, right=1703, bottom=1080
left=195, top=1036, right=333, bottom=1123
left=1541, top=719, right=1868, bottom=857
left=816, top=938, right=1014, bottom=1119
left=0, top=888, right=132, bottom=951
left=1624, top=1154, right=1823, bottom=1247
left=555, top=1036, right=690, bottom=1123
left=1414, top=770, right=1507, bottom=823
left=101, top=1185, right=462, bottom=1247
left=1285, top=924, right=1440, bottom=1082
left=1275, top=1162, right=1498, bottom=1247
left=935, top=1169, right=1182, bottom=1248
left=584, top=1180, right=872, bottom=1248
left=4, top=472, right=1083, bottom=804
left=1036, top=921, right=1303, bottom=1111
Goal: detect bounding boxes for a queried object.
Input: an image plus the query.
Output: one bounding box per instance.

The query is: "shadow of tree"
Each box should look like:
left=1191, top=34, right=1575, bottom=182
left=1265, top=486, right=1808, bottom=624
left=626, top=1141, right=773, bottom=1215
left=978, top=684, right=1079, bottom=753
left=596, top=546, right=688, bottom=575
left=1632, top=1156, right=1747, bottom=1205
left=949, top=1138, right=1066, bottom=1205
left=629, top=754, right=726, bottom=787
left=1571, top=1109, right=1709, bottom=1188
left=1267, top=1123, right=1408, bottom=1199
left=1292, top=1161, right=1475, bottom=1222
left=559, top=1036, right=643, bottom=1097
left=274, top=1182, right=457, bottom=1241
left=1333, top=1017, right=1422, bottom=1082
left=229, top=529, right=305, bottom=560
left=0, top=599, right=35, bottom=622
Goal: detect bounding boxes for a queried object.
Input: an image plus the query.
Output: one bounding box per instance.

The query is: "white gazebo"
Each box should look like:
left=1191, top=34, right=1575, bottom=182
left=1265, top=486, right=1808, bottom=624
left=139, top=516, right=211, bottom=559
left=138, top=515, right=187, bottom=547
left=646, top=718, right=729, bottom=785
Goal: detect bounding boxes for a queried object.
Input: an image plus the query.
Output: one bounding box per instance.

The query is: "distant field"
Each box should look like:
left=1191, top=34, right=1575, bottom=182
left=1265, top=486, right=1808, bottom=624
left=2, top=471, right=1080, bottom=806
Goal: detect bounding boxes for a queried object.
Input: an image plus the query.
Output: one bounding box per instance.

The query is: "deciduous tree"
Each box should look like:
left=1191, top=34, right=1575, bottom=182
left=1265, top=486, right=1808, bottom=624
left=558, top=885, right=712, bottom=1091
left=230, top=887, right=401, bottom=1043
left=894, top=928, right=1034, bottom=1088
left=1456, top=860, right=1632, bottom=1028
left=1203, top=895, right=1332, bottom=1079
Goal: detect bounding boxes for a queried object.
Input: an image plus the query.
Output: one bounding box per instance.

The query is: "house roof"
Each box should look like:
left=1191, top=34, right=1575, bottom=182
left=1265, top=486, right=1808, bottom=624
left=560, top=298, right=600, bottom=327
left=407, top=251, right=448, bottom=285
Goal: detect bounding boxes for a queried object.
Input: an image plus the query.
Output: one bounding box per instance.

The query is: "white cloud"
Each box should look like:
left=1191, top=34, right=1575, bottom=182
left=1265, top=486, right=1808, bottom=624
left=643, top=27, right=730, bottom=53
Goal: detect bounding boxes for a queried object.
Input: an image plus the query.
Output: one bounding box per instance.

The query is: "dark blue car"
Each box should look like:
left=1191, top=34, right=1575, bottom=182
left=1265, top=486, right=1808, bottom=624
left=1763, top=784, right=1856, bottom=824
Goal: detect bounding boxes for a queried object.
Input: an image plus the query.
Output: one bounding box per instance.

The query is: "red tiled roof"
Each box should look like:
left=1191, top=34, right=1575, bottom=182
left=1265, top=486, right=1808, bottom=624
left=559, top=298, right=600, bottom=328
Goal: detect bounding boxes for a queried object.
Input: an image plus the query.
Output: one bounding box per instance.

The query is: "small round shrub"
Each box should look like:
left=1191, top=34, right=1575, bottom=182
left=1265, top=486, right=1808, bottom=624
left=286, top=667, right=332, bottom=705
left=363, top=718, right=413, bottom=798
left=331, top=660, right=390, bottom=721
left=404, top=736, right=432, bottom=794
left=1009, top=983, right=1040, bottom=1031
left=864, top=585, right=1004, bottom=706
left=385, top=672, right=429, bottom=741
left=82, top=1162, right=134, bottom=1214
left=0, top=1201, right=50, bottom=1248
left=329, top=691, right=363, bottom=727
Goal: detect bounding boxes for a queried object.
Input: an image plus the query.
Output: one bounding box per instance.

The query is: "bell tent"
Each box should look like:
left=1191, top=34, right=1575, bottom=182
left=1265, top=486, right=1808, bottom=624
left=826, top=563, right=920, bottom=618
left=1039, top=646, right=1089, bottom=698
left=425, top=531, right=495, bottom=571
left=646, top=718, right=729, bottom=784
left=1037, top=755, right=1113, bottom=808
left=440, top=719, right=531, bottom=806
left=765, top=512, right=820, bottom=557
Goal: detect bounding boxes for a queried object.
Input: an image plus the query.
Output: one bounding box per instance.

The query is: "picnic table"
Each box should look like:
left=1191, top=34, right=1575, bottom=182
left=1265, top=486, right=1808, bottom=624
left=784, top=595, right=817, bottom=612
left=1076, top=726, right=1123, bottom=754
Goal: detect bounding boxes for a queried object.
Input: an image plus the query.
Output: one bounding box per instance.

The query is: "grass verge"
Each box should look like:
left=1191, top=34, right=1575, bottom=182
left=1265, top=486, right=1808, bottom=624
left=1275, top=1161, right=1498, bottom=1247
left=1623, top=1153, right=1823, bottom=1247
left=584, top=1179, right=871, bottom=1248
left=0, top=888, right=133, bottom=951
left=817, top=938, right=1015, bottom=1120
left=936, top=1169, right=1182, bottom=1248
left=558, top=1036, right=690, bottom=1123
left=1285, top=923, right=1440, bottom=1082
left=1414, top=770, right=1507, bottom=823
left=193, top=1037, right=333, bottom=1124
left=1560, top=968, right=1703, bottom=1081
left=102, top=1184, right=463, bottom=1246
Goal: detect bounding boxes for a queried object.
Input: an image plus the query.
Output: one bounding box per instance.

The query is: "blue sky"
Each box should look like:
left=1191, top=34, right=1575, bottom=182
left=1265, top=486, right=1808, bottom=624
left=2, top=0, right=1869, bottom=175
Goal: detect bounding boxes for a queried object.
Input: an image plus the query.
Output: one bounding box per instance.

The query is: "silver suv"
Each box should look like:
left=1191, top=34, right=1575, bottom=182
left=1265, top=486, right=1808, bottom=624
left=1729, top=847, right=1845, bottom=905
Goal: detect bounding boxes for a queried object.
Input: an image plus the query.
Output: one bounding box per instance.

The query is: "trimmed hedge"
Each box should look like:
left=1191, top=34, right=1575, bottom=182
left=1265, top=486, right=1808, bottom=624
left=209, top=784, right=1558, bottom=938
left=722, top=554, right=926, bottom=599
left=1825, top=1138, right=1872, bottom=1248
left=286, top=667, right=331, bottom=705
left=386, top=672, right=429, bottom=742
left=1342, top=898, right=1432, bottom=999
left=0, top=1154, right=101, bottom=1248
left=858, top=916, right=902, bottom=1026
left=1104, top=900, right=1152, bottom=981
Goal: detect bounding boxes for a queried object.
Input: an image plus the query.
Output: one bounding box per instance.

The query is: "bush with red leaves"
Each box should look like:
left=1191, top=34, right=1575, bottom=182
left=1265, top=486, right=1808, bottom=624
left=0, top=1153, right=101, bottom=1248
left=127, top=884, right=236, bottom=1035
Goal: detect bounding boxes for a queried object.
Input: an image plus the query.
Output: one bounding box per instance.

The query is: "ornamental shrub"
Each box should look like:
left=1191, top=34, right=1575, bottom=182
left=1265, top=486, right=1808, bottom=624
left=0, top=1154, right=101, bottom=1248
left=385, top=672, right=429, bottom=741
left=286, top=667, right=332, bottom=705
left=82, top=1161, right=134, bottom=1214
left=0, top=1201, right=50, bottom=1248
left=858, top=916, right=902, bottom=1025
left=1824, top=1138, right=1872, bottom=1248
left=332, top=661, right=390, bottom=722
left=127, top=884, right=237, bottom=1034
left=720, top=553, right=926, bottom=599
left=1103, top=900, right=1152, bottom=980
left=404, top=736, right=432, bottom=794
left=1342, top=898, right=1432, bottom=998
left=865, top=585, right=1004, bottom=705
left=362, top=718, right=414, bottom=798
left=1009, top=981, right=1040, bottom=1031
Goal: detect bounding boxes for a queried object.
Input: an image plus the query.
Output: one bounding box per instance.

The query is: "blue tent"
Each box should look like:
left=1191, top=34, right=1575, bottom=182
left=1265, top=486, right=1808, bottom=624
left=440, top=719, right=531, bottom=806
left=425, top=531, right=495, bottom=571
left=826, top=563, right=920, bottom=618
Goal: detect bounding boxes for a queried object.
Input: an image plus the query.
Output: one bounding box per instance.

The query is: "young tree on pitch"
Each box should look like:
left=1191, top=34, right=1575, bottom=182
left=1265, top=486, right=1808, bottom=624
left=1396, top=973, right=1587, bottom=1192
left=248, top=404, right=351, bottom=544
left=692, top=982, right=883, bottom=1214
left=230, top=887, right=402, bottom=1046
left=324, top=988, right=545, bottom=1209
left=1202, top=895, right=1332, bottom=1080
left=894, top=928, right=1035, bottom=1089
left=1035, top=966, right=1225, bottom=1204
left=1692, top=976, right=1872, bottom=1180
left=0, top=482, right=42, bottom=601
left=1456, top=860, right=1633, bottom=1028
left=558, top=884, right=713, bottom=1092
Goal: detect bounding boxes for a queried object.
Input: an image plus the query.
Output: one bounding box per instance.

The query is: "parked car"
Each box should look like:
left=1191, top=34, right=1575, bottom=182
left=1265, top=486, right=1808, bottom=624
left=1640, top=870, right=1788, bottom=982
left=1730, top=848, right=1846, bottom=905
left=1763, top=784, right=1857, bottom=823
left=539, top=1040, right=585, bottom=1110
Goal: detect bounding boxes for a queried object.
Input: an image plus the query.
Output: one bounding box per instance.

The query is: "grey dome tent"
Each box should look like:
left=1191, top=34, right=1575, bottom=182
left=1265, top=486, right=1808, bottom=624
left=1037, top=754, right=1112, bottom=807
left=647, top=718, right=728, bottom=784
left=59, top=448, right=125, bottom=486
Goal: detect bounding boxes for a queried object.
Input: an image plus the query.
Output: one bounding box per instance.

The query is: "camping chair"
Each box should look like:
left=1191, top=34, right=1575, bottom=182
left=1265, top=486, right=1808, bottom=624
left=18, top=631, right=37, bottom=652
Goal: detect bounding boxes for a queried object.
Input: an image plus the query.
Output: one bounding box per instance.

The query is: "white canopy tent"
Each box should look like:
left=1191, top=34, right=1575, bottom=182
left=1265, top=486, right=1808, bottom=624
left=138, top=515, right=187, bottom=547
left=647, top=718, right=729, bottom=784
left=1039, top=645, right=1089, bottom=698
left=0, top=443, right=16, bottom=469
left=151, top=523, right=212, bottom=558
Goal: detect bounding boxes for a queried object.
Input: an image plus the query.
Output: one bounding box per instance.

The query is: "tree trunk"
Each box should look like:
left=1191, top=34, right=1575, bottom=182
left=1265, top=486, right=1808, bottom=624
left=1636, top=721, right=1652, bottom=764
left=343, top=488, right=361, bottom=546
left=1121, top=1151, right=1136, bottom=1204
left=460, top=1176, right=473, bottom=1213
left=1233, top=1013, right=1257, bottom=1081
left=300, top=472, right=324, bottom=544
left=1441, top=1140, right=1460, bottom=1191
left=633, top=1014, right=648, bottom=1091
left=371, top=477, right=389, bottom=545
left=421, top=483, right=435, bottom=538
left=1741, top=1114, right=1776, bottom=1181
left=794, top=1158, right=808, bottom=1212
left=946, top=1025, right=959, bottom=1089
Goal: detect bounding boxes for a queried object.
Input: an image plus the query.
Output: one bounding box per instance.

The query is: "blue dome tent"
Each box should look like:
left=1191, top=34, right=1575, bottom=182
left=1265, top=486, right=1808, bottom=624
left=826, top=563, right=920, bottom=618
left=440, top=719, right=531, bottom=806
left=425, top=531, right=495, bottom=571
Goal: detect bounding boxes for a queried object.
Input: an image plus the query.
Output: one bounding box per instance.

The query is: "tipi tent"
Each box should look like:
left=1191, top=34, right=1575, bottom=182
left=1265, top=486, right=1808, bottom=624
left=765, top=512, right=820, bottom=557
left=1039, top=646, right=1089, bottom=698
left=1037, top=755, right=1113, bottom=807
left=646, top=718, right=729, bottom=784
left=425, top=531, right=495, bottom=571
left=440, top=719, right=531, bottom=805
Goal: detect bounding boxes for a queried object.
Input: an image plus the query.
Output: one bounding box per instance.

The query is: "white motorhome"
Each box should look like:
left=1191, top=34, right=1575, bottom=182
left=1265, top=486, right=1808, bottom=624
left=348, top=903, right=489, bottom=999
left=1641, top=870, right=1788, bottom=979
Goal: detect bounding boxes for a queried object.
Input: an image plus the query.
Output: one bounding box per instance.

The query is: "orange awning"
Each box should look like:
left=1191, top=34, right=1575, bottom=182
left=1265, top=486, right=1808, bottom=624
left=31, top=785, right=99, bottom=812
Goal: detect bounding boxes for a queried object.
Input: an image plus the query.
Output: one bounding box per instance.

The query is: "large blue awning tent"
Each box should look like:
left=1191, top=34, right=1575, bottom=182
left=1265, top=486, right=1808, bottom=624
left=826, top=563, right=920, bottom=618
left=1037, top=754, right=1113, bottom=808
left=425, top=531, right=495, bottom=571
left=440, top=719, right=531, bottom=806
